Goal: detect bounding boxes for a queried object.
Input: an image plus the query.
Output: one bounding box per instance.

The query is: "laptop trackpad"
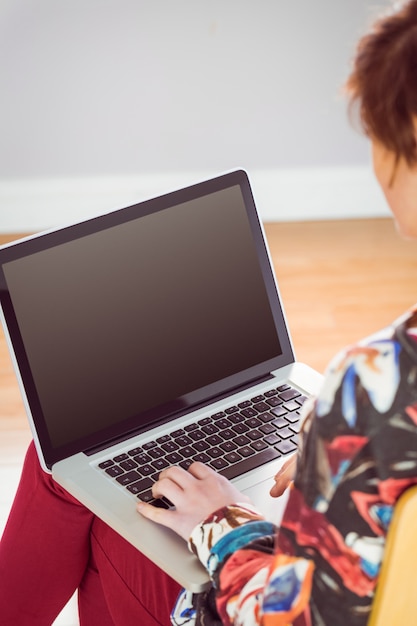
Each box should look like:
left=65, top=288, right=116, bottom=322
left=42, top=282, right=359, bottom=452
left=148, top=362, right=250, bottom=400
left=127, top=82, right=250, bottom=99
left=241, top=477, right=290, bottom=526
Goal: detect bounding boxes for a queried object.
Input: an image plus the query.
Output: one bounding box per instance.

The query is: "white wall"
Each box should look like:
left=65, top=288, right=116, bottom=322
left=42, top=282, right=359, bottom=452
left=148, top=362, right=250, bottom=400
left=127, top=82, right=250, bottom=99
left=0, top=0, right=392, bottom=231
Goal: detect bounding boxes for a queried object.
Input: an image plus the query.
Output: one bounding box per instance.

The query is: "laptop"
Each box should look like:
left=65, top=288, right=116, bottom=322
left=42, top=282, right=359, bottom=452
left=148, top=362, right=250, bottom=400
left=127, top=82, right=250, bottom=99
left=0, top=169, right=322, bottom=592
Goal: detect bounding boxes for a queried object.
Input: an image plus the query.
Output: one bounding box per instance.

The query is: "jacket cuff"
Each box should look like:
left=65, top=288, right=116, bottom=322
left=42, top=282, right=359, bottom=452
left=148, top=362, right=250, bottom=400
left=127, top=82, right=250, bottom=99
left=188, top=503, right=273, bottom=577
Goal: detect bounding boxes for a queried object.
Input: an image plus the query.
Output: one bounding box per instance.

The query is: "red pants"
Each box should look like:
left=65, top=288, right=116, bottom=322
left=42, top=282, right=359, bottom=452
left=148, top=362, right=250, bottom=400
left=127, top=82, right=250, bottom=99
left=0, top=441, right=181, bottom=625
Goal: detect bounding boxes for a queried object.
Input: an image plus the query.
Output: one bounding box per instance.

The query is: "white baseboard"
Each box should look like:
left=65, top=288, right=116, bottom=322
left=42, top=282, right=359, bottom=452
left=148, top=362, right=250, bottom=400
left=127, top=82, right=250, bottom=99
left=0, top=166, right=389, bottom=233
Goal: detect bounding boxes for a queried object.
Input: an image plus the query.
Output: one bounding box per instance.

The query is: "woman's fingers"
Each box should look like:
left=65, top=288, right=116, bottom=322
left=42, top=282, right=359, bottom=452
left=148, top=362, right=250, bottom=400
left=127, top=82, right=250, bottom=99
left=153, top=463, right=212, bottom=504
left=151, top=473, right=182, bottom=502
left=154, top=462, right=218, bottom=499
left=137, top=461, right=251, bottom=540
left=156, top=465, right=191, bottom=490
left=137, top=500, right=178, bottom=529
left=187, top=461, right=217, bottom=479
left=269, top=454, right=297, bottom=498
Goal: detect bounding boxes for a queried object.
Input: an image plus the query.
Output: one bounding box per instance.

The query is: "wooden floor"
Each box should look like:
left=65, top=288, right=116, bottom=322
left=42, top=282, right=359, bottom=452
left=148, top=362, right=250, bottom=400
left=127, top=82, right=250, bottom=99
left=0, top=218, right=416, bottom=623
left=266, top=218, right=417, bottom=372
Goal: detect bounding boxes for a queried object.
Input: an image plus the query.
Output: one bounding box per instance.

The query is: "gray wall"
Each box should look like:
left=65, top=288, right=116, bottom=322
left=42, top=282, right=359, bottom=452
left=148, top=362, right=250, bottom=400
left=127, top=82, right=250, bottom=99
left=0, top=0, right=392, bottom=179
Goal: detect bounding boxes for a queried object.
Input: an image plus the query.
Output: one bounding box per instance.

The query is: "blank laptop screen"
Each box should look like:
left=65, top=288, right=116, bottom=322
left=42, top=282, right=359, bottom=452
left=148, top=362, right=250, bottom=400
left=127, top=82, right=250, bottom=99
left=0, top=172, right=293, bottom=467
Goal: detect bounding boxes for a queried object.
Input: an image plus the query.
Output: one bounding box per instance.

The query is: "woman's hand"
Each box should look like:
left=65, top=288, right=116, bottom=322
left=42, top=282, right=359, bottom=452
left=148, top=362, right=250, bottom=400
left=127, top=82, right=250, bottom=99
left=269, top=454, right=297, bottom=498
left=137, top=462, right=250, bottom=541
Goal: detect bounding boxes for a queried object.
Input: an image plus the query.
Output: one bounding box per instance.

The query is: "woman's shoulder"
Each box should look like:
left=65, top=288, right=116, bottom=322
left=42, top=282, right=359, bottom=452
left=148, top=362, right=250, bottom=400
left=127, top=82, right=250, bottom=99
left=313, top=305, right=417, bottom=424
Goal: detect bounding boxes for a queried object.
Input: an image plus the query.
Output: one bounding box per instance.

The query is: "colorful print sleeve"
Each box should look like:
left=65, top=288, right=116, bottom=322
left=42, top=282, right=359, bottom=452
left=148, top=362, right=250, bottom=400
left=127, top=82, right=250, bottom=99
left=189, top=504, right=276, bottom=626
left=174, top=306, right=417, bottom=626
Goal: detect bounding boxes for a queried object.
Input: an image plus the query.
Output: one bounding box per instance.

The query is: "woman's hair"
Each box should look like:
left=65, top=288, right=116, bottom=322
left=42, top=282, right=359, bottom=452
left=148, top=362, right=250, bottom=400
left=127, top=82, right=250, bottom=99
left=346, top=0, right=417, bottom=165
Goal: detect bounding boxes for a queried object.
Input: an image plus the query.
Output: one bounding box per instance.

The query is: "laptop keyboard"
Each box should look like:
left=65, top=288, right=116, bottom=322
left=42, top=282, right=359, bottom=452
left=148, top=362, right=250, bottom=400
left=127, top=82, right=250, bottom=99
left=97, top=383, right=306, bottom=508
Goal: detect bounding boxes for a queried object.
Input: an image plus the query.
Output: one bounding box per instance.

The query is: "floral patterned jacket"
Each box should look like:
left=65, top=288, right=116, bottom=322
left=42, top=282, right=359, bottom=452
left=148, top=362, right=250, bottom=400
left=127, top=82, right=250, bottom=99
left=171, top=307, right=417, bottom=626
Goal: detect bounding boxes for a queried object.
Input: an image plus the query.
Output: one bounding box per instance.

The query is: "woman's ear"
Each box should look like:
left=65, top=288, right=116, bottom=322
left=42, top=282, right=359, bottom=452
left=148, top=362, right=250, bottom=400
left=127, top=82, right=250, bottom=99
left=371, top=140, right=398, bottom=189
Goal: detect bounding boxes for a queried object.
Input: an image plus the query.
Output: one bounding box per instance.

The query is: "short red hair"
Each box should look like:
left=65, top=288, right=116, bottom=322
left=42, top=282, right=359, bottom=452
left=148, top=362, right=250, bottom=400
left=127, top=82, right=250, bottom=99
left=346, top=1, right=417, bottom=165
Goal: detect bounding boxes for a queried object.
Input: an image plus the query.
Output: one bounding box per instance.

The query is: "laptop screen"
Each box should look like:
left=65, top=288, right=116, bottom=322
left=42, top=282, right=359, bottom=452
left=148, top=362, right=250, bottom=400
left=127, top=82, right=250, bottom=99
left=0, top=170, right=294, bottom=468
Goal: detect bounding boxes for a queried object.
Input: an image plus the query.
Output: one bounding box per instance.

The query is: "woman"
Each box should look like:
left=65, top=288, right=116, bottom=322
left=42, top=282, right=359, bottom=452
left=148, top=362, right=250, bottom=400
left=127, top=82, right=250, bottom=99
left=1, top=1, right=417, bottom=624
left=138, top=2, right=417, bottom=624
